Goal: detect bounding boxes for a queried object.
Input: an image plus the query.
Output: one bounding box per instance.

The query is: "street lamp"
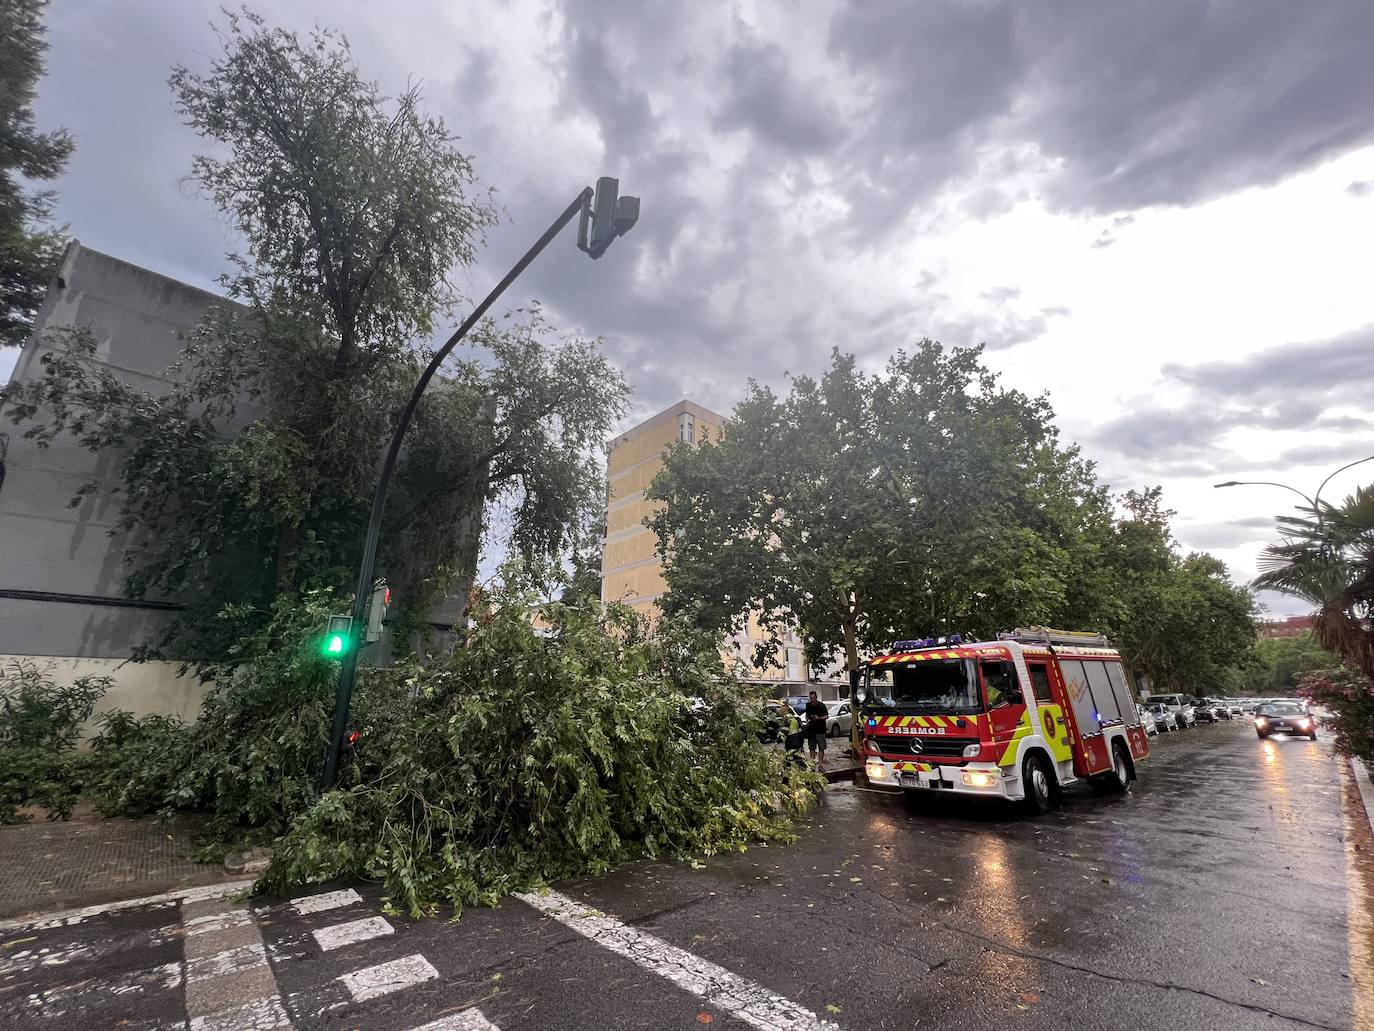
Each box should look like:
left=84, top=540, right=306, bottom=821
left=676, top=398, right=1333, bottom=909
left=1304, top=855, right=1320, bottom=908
left=1214, top=454, right=1374, bottom=514
left=321, top=179, right=640, bottom=790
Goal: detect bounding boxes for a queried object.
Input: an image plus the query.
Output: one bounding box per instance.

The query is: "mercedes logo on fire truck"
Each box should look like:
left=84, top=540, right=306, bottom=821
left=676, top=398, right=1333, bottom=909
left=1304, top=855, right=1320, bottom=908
left=909, top=737, right=924, bottom=754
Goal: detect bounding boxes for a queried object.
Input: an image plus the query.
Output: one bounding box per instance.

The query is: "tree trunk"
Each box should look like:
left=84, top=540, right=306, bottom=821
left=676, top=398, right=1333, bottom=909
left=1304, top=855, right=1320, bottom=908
left=840, top=588, right=864, bottom=759
left=274, top=519, right=300, bottom=597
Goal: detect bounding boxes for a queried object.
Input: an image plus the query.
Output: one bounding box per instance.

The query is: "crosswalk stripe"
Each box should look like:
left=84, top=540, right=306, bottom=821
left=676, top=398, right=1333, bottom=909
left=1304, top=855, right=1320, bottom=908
left=312, top=915, right=394, bottom=951
left=516, top=890, right=838, bottom=1031
left=188, top=995, right=292, bottom=1031
left=407, top=1007, right=501, bottom=1030
left=290, top=888, right=363, bottom=916
left=338, top=953, right=439, bottom=1002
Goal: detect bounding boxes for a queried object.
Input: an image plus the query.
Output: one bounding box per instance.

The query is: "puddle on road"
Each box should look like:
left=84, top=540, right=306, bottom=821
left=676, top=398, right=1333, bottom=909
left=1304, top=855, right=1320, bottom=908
left=1340, top=762, right=1374, bottom=1029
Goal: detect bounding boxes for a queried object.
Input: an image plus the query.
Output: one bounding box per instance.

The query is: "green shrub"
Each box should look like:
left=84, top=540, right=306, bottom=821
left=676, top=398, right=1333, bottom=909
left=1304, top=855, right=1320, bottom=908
left=258, top=586, right=819, bottom=916
left=86, top=710, right=192, bottom=817
left=0, top=659, right=110, bottom=823
left=1299, top=664, right=1374, bottom=762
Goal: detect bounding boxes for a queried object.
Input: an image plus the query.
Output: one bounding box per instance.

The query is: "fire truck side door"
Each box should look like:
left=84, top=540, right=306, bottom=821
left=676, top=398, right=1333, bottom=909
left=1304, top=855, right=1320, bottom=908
left=1027, top=661, right=1074, bottom=763
left=981, top=659, right=1029, bottom=763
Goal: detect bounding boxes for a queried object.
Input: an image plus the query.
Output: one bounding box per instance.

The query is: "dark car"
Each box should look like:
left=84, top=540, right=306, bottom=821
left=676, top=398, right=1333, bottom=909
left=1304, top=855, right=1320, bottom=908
left=1254, top=701, right=1318, bottom=741
left=1194, top=703, right=1219, bottom=724
left=783, top=694, right=810, bottom=714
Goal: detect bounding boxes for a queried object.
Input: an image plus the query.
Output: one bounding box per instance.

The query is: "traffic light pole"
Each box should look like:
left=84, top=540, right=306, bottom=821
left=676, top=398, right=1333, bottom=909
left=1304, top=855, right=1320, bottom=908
left=321, top=187, right=595, bottom=789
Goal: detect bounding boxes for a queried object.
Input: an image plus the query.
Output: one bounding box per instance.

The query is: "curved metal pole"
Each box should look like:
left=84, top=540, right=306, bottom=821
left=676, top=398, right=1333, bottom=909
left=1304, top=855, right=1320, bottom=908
left=1212, top=480, right=1316, bottom=509
left=322, top=187, right=594, bottom=789
left=1314, top=454, right=1374, bottom=511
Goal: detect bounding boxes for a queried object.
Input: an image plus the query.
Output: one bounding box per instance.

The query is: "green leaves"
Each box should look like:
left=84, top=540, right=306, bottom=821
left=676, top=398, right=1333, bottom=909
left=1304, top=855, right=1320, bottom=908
left=258, top=574, right=818, bottom=916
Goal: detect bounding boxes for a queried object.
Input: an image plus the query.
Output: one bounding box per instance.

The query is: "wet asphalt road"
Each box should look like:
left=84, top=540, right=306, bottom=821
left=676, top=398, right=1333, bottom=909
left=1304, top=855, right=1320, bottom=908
left=1, top=719, right=1367, bottom=1030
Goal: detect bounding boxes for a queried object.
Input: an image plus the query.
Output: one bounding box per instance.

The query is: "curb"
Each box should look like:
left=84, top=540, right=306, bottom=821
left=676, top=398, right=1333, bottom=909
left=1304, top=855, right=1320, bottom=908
left=0, top=878, right=254, bottom=932
left=1351, top=759, right=1374, bottom=836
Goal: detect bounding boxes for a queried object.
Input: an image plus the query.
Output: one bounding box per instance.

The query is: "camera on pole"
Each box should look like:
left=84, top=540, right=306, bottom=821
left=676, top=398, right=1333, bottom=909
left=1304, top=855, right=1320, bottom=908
left=578, top=177, right=640, bottom=259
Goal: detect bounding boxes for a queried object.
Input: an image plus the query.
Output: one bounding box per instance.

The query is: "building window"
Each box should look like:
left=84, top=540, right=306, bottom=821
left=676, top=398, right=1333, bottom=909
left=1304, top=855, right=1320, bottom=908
left=677, top=413, right=695, bottom=443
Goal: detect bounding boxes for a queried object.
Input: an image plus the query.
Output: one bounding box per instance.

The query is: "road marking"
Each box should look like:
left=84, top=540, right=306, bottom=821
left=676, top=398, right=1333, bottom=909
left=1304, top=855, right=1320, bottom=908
left=408, top=1008, right=502, bottom=1030
left=516, top=890, right=839, bottom=1031
left=0, top=879, right=254, bottom=931
left=185, top=909, right=253, bottom=935
left=182, top=901, right=289, bottom=1031
left=187, top=941, right=270, bottom=979
left=189, top=995, right=292, bottom=1031
left=312, top=915, right=394, bottom=951
left=290, top=888, right=363, bottom=915
left=23, top=960, right=182, bottom=1016
left=338, top=952, right=439, bottom=1002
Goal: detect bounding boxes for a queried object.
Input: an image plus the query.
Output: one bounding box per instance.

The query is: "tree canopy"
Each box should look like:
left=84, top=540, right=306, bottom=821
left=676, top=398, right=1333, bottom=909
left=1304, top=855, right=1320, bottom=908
left=647, top=346, right=1256, bottom=691
left=0, top=0, right=72, bottom=347
left=3, top=12, right=626, bottom=661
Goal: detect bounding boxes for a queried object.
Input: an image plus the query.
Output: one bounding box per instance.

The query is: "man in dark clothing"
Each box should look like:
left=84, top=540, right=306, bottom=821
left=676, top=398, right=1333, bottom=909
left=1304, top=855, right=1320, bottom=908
left=803, top=691, right=829, bottom=768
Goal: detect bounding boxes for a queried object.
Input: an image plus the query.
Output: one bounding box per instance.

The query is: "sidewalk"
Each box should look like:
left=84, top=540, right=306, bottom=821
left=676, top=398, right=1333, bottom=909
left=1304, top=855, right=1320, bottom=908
left=0, top=803, right=242, bottom=921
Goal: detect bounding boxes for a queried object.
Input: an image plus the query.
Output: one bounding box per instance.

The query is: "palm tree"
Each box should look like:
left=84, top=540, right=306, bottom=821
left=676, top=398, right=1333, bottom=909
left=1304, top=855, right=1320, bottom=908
left=1253, top=485, right=1374, bottom=679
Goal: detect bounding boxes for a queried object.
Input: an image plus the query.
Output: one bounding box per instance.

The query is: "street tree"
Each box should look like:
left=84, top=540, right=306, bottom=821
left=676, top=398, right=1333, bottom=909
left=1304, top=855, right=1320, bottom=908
left=3, top=11, right=627, bottom=661
left=647, top=344, right=1115, bottom=680
left=0, top=0, right=73, bottom=347
left=1254, top=485, right=1374, bottom=679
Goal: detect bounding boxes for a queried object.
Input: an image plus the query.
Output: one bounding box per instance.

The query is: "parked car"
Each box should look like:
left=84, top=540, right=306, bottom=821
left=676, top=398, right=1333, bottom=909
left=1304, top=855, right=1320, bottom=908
left=1228, top=702, right=1244, bottom=718
left=1195, top=702, right=1219, bottom=724
left=1137, top=704, right=1159, bottom=736
left=1146, top=702, right=1177, bottom=732
left=825, top=700, right=853, bottom=738
left=1145, top=693, right=1195, bottom=729
left=783, top=694, right=810, bottom=715
left=1254, top=701, right=1318, bottom=740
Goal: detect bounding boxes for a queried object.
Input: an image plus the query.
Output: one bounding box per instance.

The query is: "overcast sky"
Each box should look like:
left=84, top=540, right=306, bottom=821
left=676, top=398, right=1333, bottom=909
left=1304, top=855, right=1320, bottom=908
left=8, top=0, right=1374, bottom=617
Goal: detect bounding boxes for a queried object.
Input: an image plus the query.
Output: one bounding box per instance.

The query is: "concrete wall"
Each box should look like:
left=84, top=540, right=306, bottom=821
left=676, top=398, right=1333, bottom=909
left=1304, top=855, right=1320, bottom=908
left=0, top=242, right=244, bottom=659
left=0, top=654, right=210, bottom=743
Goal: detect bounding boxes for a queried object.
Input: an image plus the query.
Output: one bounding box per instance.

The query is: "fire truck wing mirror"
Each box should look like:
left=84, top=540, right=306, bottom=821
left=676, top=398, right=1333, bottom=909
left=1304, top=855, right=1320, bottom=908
left=855, top=686, right=868, bottom=704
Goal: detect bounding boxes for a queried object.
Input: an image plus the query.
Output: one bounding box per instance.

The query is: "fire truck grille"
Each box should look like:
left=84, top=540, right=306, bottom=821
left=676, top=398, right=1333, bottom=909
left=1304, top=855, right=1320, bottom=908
left=874, top=735, right=970, bottom=758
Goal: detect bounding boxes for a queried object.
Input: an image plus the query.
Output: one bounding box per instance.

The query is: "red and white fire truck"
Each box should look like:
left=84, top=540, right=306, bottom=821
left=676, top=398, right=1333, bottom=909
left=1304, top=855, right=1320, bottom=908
left=857, top=627, right=1149, bottom=812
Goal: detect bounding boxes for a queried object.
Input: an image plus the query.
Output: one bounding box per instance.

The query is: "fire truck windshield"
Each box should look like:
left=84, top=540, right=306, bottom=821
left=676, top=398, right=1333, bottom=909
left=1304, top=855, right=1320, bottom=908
left=866, top=658, right=982, bottom=714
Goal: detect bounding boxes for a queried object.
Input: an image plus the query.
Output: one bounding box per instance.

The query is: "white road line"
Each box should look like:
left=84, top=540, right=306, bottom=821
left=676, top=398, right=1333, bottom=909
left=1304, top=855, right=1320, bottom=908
left=0, top=880, right=254, bottom=931
left=186, top=941, right=270, bottom=980
left=24, top=960, right=183, bottom=1017
left=290, top=888, right=363, bottom=915
left=516, top=890, right=839, bottom=1031
left=312, top=915, right=394, bottom=951
left=408, top=1008, right=502, bottom=1030
left=188, top=995, right=292, bottom=1031
left=184, top=909, right=253, bottom=935
left=338, top=953, right=440, bottom=1002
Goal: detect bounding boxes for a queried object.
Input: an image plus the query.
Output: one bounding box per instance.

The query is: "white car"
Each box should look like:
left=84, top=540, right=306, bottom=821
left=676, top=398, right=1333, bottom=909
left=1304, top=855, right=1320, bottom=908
left=825, top=700, right=853, bottom=738
left=1137, top=704, right=1159, bottom=736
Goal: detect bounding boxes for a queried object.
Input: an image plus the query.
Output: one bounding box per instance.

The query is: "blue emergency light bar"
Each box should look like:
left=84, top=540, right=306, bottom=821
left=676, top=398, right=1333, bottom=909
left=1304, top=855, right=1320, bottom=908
left=890, top=634, right=963, bottom=651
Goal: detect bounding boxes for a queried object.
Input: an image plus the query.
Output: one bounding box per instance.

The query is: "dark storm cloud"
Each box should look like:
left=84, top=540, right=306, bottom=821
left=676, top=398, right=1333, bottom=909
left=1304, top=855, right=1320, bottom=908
left=1163, top=326, right=1374, bottom=403
left=713, top=41, right=846, bottom=156
left=828, top=0, right=1374, bottom=224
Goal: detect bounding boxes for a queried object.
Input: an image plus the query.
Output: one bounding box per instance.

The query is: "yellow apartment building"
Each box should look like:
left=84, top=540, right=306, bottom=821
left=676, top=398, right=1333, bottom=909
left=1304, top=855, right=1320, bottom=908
left=601, top=400, right=830, bottom=695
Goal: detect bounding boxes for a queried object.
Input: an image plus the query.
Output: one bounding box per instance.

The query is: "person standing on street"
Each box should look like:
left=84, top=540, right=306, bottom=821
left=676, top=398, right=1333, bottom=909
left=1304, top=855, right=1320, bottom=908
left=803, top=691, right=829, bottom=769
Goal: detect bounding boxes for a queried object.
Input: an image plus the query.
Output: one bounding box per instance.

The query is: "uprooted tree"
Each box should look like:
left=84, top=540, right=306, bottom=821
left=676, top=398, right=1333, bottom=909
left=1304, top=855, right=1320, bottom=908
left=3, top=10, right=627, bottom=662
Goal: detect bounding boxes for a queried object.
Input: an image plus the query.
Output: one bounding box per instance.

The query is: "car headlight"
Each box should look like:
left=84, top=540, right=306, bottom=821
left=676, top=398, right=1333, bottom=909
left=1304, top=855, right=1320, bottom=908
left=866, top=759, right=887, bottom=778
left=1255, top=716, right=1269, bottom=727
left=962, top=743, right=981, bottom=758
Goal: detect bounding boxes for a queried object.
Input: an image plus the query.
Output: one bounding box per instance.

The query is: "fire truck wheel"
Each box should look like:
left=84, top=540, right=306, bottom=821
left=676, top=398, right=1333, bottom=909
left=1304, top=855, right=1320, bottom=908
left=1107, top=743, right=1132, bottom=794
left=1021, top=753, right=1053, bottom=815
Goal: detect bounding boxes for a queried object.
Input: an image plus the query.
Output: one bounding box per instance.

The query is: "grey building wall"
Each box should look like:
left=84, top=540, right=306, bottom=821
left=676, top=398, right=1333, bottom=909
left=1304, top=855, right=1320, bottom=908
left=0, top=242, right=245, bottom=658
left=0, top=242, right=479, bottom=673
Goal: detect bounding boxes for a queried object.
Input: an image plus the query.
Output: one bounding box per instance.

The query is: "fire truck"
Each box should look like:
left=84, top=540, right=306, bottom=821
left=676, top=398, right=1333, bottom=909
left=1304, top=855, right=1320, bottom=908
left=856, top=627, right=1149, bottom=813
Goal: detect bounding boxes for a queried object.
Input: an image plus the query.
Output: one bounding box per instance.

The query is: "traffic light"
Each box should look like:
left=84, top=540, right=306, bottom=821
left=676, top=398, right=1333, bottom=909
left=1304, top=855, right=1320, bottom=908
left=364, top=583, right=391, bottom=644
left=322, top=615, right=352, bottom=658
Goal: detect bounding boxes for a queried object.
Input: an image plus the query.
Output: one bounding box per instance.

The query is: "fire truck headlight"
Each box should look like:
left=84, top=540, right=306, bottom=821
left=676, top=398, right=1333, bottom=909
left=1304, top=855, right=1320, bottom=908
left=866, top=760, right=887, bottom=780
left=962, top=743, right=981, bottom=758
left=961, top=769, right=998, bottom=788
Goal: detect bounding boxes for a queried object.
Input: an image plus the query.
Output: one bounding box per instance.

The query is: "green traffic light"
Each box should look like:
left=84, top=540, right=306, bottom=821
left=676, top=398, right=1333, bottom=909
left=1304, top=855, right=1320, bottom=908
left=324, top=633, right=347, bottom=656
